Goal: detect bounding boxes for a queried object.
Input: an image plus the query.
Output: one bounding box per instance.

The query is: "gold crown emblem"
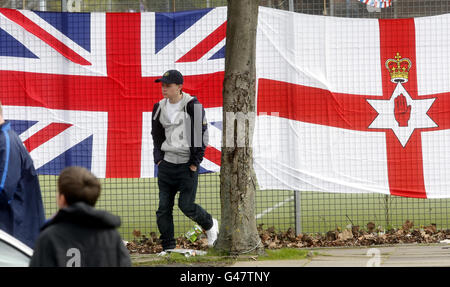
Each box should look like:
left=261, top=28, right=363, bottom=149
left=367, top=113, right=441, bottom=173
left=385, top=53, right=412, bottom=83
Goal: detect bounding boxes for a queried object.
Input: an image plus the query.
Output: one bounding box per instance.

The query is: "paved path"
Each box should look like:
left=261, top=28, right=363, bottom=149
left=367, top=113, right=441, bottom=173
left=231, top=243, right=450, bottom=267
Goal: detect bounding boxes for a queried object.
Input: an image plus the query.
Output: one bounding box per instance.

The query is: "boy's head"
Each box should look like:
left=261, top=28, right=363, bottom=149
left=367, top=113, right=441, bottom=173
left=155, top=70, right=183, bottom=100
left=57, top=166, right=101, bottom=208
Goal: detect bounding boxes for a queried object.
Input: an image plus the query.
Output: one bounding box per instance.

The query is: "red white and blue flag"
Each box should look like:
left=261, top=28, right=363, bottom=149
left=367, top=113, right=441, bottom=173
left=358, top=0, right=392, bottom=8
left=2, top=7, right=450, bottom=198
left=0, top=7, right=226, bottom=179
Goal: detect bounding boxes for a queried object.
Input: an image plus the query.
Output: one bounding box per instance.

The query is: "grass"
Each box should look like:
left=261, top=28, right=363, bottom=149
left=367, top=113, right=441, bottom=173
left=38, top=173, right=450, bottom=242
left=130, top=247, right=313, bottom=266
left=259, top=248, right=313, bottom=261
left=131, top=252, right=235, bottom=267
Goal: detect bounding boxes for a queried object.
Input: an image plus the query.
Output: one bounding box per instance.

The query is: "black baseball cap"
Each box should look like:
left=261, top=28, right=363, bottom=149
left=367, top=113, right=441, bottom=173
left=155, top=70, right=183, bottom=85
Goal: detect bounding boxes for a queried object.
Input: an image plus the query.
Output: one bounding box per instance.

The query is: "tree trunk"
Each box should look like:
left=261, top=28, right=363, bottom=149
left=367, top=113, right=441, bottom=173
left=215, top=0, right=263, bottom=255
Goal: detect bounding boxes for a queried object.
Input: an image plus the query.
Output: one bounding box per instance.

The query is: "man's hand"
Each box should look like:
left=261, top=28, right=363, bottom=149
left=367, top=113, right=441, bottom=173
left=189, top=165, right=197, bottom=172
left=157, top=161, right=162, bottom=166
left=394, top=93, right=411, bottom=127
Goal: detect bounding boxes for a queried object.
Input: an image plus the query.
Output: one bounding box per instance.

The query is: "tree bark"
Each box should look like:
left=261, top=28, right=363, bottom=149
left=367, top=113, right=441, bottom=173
left=215, top=0, right=263, bottom=255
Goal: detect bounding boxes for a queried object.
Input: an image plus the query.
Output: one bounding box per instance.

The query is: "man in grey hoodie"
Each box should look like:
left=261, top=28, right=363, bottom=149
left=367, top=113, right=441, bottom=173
left=151, top=70, right=219, bottom=251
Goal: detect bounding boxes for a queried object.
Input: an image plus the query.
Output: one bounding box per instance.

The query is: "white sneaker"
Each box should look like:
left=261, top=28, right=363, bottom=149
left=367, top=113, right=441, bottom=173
left=156, top=251, right=168, bottom=257
left=206, top=218, right=219, bottom=247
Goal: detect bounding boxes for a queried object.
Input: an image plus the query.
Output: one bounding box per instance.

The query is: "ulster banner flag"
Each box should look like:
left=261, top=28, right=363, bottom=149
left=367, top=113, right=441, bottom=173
left=254, top=8, right=450, bottom=198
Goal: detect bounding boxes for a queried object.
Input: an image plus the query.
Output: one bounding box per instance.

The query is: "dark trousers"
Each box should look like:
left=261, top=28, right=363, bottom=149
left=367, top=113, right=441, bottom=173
left=156, top=160, right=213, bottom=250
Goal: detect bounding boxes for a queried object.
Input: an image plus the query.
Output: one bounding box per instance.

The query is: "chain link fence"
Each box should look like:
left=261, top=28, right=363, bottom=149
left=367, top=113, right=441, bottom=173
left=2, top=0, right=450, bottom=240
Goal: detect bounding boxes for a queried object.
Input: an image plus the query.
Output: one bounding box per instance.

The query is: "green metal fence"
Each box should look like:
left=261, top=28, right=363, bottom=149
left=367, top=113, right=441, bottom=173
left=2, top=0, right=450, bottom=240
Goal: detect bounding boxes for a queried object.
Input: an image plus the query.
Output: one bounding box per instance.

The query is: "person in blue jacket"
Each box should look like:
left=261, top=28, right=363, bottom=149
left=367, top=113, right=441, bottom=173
left=0, top=102, right=46, bottom=248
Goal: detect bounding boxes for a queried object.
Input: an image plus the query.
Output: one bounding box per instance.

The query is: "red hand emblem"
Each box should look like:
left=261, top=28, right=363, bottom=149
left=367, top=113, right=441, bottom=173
left=394, top=94, right=411, bottom=127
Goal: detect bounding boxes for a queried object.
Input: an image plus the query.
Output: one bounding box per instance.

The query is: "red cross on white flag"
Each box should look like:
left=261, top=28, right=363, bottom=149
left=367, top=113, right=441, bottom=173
left=254, top=9, right=450, bottom=198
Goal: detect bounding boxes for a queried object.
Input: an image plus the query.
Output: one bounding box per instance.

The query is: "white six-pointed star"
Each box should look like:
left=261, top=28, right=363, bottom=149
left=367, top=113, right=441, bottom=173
left=367, top=83, right=437, bottom=147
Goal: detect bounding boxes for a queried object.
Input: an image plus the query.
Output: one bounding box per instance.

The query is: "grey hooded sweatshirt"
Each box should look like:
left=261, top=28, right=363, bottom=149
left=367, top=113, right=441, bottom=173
left=151, top=92, right=208, bottom=166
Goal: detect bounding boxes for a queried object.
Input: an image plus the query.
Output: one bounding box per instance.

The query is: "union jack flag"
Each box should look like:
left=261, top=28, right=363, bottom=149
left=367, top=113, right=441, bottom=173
left=0, top=7, right=226, bottom=178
